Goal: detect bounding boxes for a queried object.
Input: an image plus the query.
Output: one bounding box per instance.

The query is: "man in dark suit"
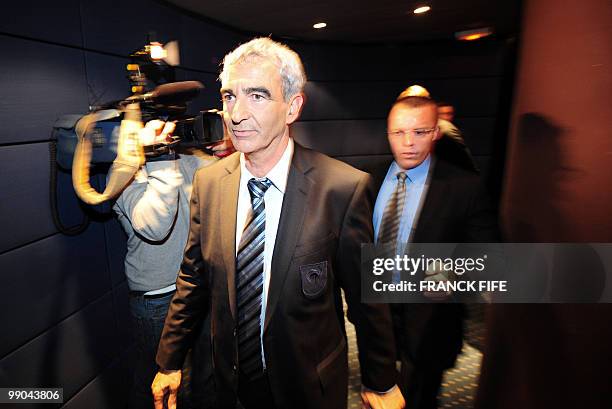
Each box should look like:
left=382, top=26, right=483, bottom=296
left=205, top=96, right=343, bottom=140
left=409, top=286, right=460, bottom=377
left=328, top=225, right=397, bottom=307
left=151, top=37, right=404, bottom=409
left=373, top=96, right=498, bottom=409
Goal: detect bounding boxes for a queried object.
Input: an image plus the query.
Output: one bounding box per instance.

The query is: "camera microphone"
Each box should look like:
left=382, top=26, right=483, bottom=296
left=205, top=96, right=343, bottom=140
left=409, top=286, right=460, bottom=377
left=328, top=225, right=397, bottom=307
left=98, top=81, right=205, bottom=110
left=125, top=80, right=204, bottom=105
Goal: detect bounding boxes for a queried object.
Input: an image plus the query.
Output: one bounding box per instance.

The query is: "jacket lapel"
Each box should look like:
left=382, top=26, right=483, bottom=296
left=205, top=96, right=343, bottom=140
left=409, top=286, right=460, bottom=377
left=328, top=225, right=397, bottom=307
left=264, top=144, right=312, bottom=332
left=412, top=158, right=449, bottom=242
left=220, top=155, right=240, bottom=320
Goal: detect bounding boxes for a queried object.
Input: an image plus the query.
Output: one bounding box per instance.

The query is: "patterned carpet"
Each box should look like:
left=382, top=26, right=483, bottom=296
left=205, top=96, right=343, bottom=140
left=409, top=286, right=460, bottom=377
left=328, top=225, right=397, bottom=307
left=437, top=344, right=482, bottom=409
left=346, top=303, right=485, bottom=409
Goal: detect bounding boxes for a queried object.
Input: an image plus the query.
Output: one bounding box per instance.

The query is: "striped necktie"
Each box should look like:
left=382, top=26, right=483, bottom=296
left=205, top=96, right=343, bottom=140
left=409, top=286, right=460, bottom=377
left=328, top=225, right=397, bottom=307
left=236, top=177, right=272, bottom=379
left=378, top=172, right=408, bottom=245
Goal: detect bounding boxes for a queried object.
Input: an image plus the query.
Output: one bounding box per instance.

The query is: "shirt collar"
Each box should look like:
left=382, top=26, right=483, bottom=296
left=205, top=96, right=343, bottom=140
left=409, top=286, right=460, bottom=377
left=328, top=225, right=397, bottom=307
left=389, top=154, right=431, bottom=185
left=239, top=138, right=294, bottom=194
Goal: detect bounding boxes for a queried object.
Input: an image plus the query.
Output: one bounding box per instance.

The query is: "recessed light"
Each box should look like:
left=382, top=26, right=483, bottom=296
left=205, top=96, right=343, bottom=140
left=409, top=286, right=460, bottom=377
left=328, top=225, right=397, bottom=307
left=413, top=6, right=431, bottom=14
left=313, top=22, right=327, bottom=29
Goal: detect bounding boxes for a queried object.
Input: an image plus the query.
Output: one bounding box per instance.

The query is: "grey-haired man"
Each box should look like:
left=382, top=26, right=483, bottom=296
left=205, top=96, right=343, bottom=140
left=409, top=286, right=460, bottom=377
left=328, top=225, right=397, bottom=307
left=152, top=37, right=404, bottom=409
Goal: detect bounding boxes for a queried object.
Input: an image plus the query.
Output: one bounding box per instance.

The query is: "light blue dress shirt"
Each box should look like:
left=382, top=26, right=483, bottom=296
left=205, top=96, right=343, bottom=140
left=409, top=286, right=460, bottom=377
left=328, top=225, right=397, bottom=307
left=373, top=155, right=432, bottom=247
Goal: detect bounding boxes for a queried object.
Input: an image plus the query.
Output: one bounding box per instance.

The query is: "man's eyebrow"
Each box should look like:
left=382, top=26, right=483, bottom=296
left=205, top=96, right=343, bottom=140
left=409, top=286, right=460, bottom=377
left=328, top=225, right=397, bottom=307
left=245, top=87, right=271, bottom=98
left=220, top=87, right=234, bottom=95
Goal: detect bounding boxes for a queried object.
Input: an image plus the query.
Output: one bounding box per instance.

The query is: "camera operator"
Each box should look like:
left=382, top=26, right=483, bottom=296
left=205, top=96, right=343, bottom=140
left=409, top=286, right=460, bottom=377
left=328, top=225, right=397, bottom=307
left=111, top=119, right=232, bottom=409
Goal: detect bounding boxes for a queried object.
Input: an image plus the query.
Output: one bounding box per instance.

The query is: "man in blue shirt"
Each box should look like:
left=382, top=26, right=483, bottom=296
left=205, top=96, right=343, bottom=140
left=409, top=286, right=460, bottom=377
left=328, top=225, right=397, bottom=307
left=395, top=85, right=478, bottom=173
left=374, top=96, right=498, bottom=409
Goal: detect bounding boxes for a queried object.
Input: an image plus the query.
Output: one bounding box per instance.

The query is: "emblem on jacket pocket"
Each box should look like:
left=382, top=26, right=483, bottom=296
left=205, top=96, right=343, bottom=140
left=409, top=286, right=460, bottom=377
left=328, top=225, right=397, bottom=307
left=300, top=261, right=328, bottom=299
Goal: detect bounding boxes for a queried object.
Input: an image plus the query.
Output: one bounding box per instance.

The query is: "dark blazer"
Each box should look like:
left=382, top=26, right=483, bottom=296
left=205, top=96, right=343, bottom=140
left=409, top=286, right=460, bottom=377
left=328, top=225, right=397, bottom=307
left=157, top=142, right=397, bottom=409
left=373, top=157, right=499, bottom=370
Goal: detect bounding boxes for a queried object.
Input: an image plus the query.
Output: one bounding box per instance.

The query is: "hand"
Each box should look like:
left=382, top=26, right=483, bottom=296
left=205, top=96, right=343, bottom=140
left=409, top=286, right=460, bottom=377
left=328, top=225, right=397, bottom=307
left=205, top=114, right=236, bottom=158
left=361, top=385, right=405, bottom=409
left=140, top=120, right=176, bottom=147
left=151, top=369, right=181, bottom=409
left=422, top=264, right=453, bottom=301
left=205, top=137, right=235, bottom=158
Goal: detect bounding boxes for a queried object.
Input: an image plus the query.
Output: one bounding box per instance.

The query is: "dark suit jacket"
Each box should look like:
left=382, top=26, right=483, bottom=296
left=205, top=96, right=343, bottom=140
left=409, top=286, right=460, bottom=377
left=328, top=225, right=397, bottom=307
left=373, top=157, right=499, bottom=370
left=157, top=142, right=397, bottom=409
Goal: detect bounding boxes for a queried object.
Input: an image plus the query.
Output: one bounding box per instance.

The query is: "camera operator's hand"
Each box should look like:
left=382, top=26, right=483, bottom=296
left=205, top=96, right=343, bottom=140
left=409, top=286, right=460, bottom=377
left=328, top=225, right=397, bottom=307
left=139, top=120, right=176, bottom=147
left=205, top=136, right=235, bottom=158
left=205, top=113, right=235, bottom=158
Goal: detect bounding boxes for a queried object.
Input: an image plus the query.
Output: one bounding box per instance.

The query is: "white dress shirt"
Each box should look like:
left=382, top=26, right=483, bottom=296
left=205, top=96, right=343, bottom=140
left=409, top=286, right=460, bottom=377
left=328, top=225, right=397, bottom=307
left=235, top=138, right=294, bottom=368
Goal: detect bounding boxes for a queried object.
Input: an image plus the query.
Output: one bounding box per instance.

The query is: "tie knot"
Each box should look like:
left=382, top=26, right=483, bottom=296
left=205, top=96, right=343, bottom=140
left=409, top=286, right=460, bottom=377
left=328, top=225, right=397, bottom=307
left=396, top=172, right=407, bottom=183
left=247, top=178, right=272, bottom=201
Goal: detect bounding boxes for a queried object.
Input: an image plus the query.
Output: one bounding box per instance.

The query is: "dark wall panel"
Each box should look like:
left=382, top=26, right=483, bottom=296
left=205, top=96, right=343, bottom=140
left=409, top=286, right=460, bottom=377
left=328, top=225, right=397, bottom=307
left=84, top=53, right=131, bottom=107
left=299, top=42, right=505, bottom=81
left=112, top=282, right=134, bottom=352
left=104, top=217, right=127, bottom=287
left=337, top=154, right=394, bottom=177
left=0, top=36, right=88, bottom=144
left=417, top=77, right=501, bottom=117
left=0, top=293, right=119, bottom=403
left=473, top=155, right=493, bottom=184
left=301, top=77, right=500, bottom=121
left=62, top=351, right=133, bottom=409
left=0, top=143, right=86, bottom=253
left=0, top=1, right=83, bottom=47
left=292, top=119, right=388, bottom=156
left=179, top=14, right=246, bottom=72
left=80, top=0, right=182, bottom=56
left=388, top=44, right=504, bottom=79
left=0, top=223, right=110, bottom=358
left=456, top=117, right=497, bottom=156
left=301, top=80, right=400, bottom=120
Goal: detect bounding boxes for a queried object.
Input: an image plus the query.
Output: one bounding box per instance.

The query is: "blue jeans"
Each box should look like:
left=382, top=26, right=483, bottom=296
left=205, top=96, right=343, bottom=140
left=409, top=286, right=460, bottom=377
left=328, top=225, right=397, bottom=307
left=128, top=291, right=191, bottom=409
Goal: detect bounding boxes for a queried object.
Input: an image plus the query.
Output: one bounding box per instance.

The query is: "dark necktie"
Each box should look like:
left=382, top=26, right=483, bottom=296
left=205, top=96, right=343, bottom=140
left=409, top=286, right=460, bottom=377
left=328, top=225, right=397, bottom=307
left=377, top=172, right=408, bottom=245
left=236, top=178, right=272, bottom=379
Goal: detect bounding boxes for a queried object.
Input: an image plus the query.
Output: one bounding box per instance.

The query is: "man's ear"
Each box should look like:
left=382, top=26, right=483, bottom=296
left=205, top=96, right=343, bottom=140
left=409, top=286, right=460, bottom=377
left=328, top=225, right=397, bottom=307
left=432, top=126, right=442, bottom=141
left=286, top=93, right=305, bottom=125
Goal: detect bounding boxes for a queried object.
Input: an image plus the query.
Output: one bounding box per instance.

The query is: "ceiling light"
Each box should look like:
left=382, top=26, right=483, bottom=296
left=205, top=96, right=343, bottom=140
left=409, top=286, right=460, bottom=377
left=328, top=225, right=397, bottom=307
left=455, top=27, right=493, bottom=41
left=413, top=6, right=431, bottom=14
left=313, top=22, right=327, bottom=29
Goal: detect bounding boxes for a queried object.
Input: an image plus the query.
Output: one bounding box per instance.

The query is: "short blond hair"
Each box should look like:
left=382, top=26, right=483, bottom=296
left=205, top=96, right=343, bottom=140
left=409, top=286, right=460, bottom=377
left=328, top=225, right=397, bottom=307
left=396, top=85, right=431, bottom=100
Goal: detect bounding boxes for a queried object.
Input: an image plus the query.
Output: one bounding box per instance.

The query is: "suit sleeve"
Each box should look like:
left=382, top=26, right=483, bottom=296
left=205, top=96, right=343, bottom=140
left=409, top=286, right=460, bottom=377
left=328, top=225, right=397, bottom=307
left=336, top=173, right=398, bottom=392
left=156, top=168, right=208, bottom=370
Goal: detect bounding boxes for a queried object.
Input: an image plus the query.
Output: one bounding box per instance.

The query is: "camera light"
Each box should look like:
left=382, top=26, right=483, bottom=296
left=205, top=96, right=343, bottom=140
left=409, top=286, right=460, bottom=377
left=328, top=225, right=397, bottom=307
left=149, top=42, right=167, bottom=61
left=313, top=22, right=327, bottom=29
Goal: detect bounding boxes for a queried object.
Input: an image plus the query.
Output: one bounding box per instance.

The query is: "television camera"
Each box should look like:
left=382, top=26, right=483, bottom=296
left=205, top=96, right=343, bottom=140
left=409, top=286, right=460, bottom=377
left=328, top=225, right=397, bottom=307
left=50, top=40, right=225, bottom=234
